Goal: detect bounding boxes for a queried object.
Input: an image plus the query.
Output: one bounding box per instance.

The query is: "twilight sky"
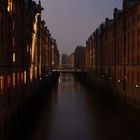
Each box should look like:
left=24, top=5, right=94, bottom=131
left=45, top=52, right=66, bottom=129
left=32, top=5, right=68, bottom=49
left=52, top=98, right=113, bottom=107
left=35, top=0, right=122, bottom=55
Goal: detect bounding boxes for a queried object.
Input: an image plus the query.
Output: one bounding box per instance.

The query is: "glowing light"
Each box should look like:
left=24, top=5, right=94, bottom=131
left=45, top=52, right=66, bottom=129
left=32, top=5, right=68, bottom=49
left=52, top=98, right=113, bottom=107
left=27, top=44, right=29, bottom=53
left=30, top=71, right=33, bottom=81
left=24, top=71, right=27, bottom=84
left=35, top=67, right=38, bottom=78
left=59, top=77, right=61, bottom=83
left=0, top=75, right=4, bottom=94
left=118, top=80, right=121, bottom=83
left=31, top=17, right=37, bottom=62
left=136, top=85, right=139, bottom=88
left=30, top=14, right=40, bottom=81
left=13, top=53, right=15, bottom=62
left=7, top=0, right=13, bottom=13
left=13, top=73, right=16, bottom=87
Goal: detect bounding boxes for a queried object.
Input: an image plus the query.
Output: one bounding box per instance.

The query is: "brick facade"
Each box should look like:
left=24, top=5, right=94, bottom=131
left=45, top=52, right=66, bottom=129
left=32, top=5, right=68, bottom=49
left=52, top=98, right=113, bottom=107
left=84, top=0, right=140, bottom=110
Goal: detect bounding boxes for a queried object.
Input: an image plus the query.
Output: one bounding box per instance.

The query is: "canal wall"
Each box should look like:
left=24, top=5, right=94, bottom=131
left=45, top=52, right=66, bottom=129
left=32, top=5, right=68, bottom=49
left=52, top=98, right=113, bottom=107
left=0, top=72, right=59, bottom=140
left=76, top=72, right=140, bottom=125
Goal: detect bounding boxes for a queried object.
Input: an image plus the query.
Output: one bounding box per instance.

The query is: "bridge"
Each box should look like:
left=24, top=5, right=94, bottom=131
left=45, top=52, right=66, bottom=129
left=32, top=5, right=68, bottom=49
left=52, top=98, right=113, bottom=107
left=53, top=69, right=86, bottom=73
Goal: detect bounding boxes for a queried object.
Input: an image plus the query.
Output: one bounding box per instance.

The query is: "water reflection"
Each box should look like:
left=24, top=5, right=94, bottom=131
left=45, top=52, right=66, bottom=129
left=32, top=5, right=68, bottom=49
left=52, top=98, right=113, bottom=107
left=12, top=73, right=140, bottom=140
left=44, top=73, right=94, bottom=140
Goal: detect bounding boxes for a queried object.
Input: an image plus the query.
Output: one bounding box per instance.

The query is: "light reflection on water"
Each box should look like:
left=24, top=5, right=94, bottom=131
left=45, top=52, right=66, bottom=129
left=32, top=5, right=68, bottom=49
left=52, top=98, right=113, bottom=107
left=40, top=73, right=94, bottom=140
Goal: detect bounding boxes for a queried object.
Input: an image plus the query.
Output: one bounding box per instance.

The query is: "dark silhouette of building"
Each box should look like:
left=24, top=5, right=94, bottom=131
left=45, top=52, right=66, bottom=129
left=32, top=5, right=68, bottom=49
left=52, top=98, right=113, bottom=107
left=69, top=52, right=75, bottom=69
left=61, top=53, right=70, bottom=70
left=74, top=46, right=86, bottom=71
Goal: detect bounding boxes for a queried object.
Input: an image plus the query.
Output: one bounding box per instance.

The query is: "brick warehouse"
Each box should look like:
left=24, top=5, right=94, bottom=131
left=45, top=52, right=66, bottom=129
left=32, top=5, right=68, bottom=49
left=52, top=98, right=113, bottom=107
left=0, top=0, right=59, bottom=139
left=85, top=0, right=140, bottom=113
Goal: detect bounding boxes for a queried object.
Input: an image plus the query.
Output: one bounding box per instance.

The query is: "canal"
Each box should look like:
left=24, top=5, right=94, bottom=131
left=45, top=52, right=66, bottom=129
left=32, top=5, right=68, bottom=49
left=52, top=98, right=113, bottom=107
left=11, top=73, right=140, bottom=140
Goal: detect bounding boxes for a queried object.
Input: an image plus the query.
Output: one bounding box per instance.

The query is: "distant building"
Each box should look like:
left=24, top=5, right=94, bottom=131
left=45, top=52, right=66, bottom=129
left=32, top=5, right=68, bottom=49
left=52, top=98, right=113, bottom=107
left=74, top=46, right=86, bottom=71
left=52, top=39, right=60, bottom=70
left=86, top=36, right=96, bottom=72
left=69, top=52, right=75, bottom=69
left=61, top=53, right=70, bottom=69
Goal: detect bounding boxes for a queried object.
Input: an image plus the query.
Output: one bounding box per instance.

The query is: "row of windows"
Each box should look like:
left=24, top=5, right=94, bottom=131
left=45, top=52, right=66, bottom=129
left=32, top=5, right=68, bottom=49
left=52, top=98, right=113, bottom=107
left=0, top=71, right=27, bottom=94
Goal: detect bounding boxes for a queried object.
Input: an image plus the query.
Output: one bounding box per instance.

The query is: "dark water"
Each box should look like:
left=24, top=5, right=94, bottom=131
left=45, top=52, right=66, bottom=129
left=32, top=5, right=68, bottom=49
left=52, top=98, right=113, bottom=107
left=13, top=73, right=140, bottom=140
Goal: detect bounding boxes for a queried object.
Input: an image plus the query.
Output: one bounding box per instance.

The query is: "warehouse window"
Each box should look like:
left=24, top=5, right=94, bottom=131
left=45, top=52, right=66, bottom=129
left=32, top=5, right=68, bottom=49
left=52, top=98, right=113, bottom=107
left=0, top=75, right=4, bottom=94
left=13, top=53, right=15, bottom=62
left=7, top=0, right=13, bottom=13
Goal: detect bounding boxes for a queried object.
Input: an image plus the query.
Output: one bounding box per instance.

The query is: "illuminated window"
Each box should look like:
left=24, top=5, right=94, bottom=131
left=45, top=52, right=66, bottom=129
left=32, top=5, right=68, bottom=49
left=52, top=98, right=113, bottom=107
left=7, top=0, right=13, bottom=13
left=13, top=73, right=15, bottom=87
left=13, top=53, right=15, bottom=62
left=0, top=75, right=4, bottom=93
left=27, top=44, right=29, bottom=53
left=24, top=71, right=27, bottom=84
left=30, top=70, right=33, bottom=81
